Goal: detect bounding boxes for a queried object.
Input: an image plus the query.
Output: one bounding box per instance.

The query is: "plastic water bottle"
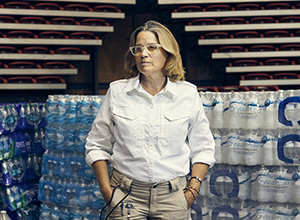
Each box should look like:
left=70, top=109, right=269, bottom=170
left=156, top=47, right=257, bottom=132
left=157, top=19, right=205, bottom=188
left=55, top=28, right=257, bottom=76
left=244, top=129, right=263, bottom=165
left=78, top=179, right=90, bottom=207
left=5, top=105, right=18, bottom=133
left=39, top=103, right=47, bottom=129
left=237, top=166, right=251, bottom=201
left=68, top=95, right=79, bottom=124
left=46, top=95, right=60, bottom=124
left=27, top=103, right=41, bottom=130
left=245, top=91, right=259, bottom=129
left=75, top=124, right=90, bottom=152
left=226, top=129, right=243, bottom=165
left=293, top=170, right=300, bottom=203
left=275, top=90, right=285, bottom=128
left=63, top=178, right=78, bottom=206
left=90, top=179, right=105, bottom=208
left=274, top=167, right=293, bottom=203
left=55, top=125, right=68, bottom=150
left=57, top=96, right=69, bottom=124
left=227, top=92, right=243, bottom=129
left=201, top=92, right=215, bottom=128
left=39, top=203, right=51, bottom=220
left=212, top=93, right=224, bottom=129
left=220, top=129, right=231, bottom=164
left=212, top=129, right=222, bottom=163
left=283, top=138, right=295, bottom=163
left=256, top=166, right=273, bottom=203
left=262, top=91, right=277, bottom=129
left=0, top=210, right=11, bottom=220
left=220, top=92, right=232, bottom=128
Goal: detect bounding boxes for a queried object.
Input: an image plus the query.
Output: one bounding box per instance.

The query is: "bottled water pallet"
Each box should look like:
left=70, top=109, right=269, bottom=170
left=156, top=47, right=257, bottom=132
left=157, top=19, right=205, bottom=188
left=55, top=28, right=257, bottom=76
left=39, top=95, right=106, bottom=220
left=200, top=90, right=300, bottom=129
left=213, top=128, right=300, bottom=166
left=199, top=164, right=300, bottom=204
left=0, top=101, right=46, bottom=220
left=191, top=197, right=300, bottom=220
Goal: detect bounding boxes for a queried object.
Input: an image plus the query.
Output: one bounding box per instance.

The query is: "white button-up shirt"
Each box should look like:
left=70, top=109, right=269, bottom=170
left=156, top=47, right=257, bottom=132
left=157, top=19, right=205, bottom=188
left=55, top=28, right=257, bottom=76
left=85, top=75, right=215, bottom=183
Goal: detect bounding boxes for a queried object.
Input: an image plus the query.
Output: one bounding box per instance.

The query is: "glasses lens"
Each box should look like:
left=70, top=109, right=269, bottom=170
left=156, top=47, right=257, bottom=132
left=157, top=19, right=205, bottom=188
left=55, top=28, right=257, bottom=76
left=147, top=44, right=158, bottom=52
left=130, top=44, right=160, bottom=56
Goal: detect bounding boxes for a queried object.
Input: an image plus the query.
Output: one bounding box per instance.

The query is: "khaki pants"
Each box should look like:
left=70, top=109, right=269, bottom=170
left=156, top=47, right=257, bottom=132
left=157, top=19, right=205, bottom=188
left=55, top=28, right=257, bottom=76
left=105, top=169, right=190, bottom=220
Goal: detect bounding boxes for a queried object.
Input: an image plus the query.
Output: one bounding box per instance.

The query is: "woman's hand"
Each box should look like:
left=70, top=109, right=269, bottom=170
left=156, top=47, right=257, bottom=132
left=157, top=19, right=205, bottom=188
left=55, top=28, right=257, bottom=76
left=101, top=186, right=114, bottom=203
left=184, top=190, right=196, bottom=209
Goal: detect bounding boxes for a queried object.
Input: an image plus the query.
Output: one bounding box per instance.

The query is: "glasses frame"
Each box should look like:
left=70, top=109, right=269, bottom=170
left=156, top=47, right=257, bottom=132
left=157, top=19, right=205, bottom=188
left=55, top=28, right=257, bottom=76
left=129, top=43, right=162, bottom=56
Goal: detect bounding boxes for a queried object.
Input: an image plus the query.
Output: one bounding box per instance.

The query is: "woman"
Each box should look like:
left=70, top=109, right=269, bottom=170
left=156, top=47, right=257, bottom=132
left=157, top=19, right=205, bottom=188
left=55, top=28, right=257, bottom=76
left=85, top=20, right=215, bottom=220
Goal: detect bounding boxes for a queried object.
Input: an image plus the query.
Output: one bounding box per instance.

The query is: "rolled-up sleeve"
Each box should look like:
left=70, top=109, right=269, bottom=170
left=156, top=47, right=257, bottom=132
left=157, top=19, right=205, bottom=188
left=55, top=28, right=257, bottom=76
left=188, top=91, right=216, bottom=167
left=85, top=88, right=115, bottom=166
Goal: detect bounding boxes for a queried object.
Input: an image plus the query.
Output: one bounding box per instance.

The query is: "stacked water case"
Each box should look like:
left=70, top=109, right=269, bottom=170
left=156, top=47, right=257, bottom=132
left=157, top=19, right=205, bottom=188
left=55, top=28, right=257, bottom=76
left=38, top=95, right=105, bottom=220
left=192, top=90, right=300, bottom=220
left=0, top=102, right=46, bottom=220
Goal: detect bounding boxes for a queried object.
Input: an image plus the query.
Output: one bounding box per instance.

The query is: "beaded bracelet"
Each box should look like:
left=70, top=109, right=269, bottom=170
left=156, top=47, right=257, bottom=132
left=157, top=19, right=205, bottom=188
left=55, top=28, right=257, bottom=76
left=190, top=176, right=202, bottom=185
left=188, top=186, right=199, bottom=194
left=184, top=187, right=196, bottom=200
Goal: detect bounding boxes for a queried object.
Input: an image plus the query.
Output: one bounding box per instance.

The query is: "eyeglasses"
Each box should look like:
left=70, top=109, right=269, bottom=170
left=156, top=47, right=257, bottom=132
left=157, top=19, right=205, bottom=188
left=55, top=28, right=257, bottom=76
left=129, top=43, right=162, bottom=56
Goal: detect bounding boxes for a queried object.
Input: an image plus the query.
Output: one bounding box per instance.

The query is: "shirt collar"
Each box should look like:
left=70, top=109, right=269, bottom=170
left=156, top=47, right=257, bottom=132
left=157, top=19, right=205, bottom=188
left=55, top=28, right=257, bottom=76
left=124, top=74, right=178, bottom=99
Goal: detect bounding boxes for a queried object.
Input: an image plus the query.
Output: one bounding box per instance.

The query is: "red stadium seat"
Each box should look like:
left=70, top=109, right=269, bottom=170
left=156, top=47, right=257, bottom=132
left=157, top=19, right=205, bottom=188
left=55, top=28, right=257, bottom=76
left=206, top=4, right=231, bottom=11
left=64, top=4, right=92, bottom=11
left=249, top=45, right=275, bottom=51
left=264, top=59, right=289, bottom=65
left=250, top=17, right=274, bottom=24
left=204, top=32, right=229, bottom=39
left=7, top=77, right=37, bottom=83
left=36, top=76, right=66, bottom=83
left=295, top=30, right=300, bottom=37
left=217, top=46, right=244, bottom=52
left=280, top=16, right=300, bottom=23
left=6, top=31, right=34, bottom=38
left=39, top=31, right=66, bottom=39
left=197, top=86, right=218, bottom=92
left=266, top=3, right=290, bottom=10
left=80, top=19, right=110, bottom=26
left=297, top=3, right=300, bottom=9
left=235, top=31, right=259, bottom=38
left=19, top=17, right=48, bottom=24
left=93, top=5, right=122, bottom=12
left=218, top=86, right=250, bottom=92
left=34, top=3, right=63, bottom=10
left=55, top=47, right=86, bottom=54
left=7, top=61, right=36, bottom=68
left=280, top=44, right=300, bottom=51
left=50, top=18, right=79, bottom=25
left=230, top=59, right=258, bottom=66
left=220, top=18, right=245, bottom=24
left=0, top=77, right=8, bottom=83
left=0, top=16, right=17, bottom=23
left=248, top=86, right=279, bottom=91
left=264, top=30, right=289, bottom=37
left=174, top=5, right=202, bottom=12
left=188, top=18, right=217, bottom=25
left=0, top=46, right=17, bottom=53
left=42, top=62, right=74, bottom=69
left=235, top=4, right=260, bottom=10
left=23, top=47, right=49, bottom=54
left=241, top=73, right=272, bottom=80
left=4, top=2, right=33, bottom=9
left=69, top=32, right=98, bottom=39
left=273, top=73, right=300, bottom=79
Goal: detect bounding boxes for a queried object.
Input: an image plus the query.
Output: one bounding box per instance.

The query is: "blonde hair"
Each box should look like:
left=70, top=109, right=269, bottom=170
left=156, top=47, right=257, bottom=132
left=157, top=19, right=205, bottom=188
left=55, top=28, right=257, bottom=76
left=124, top=20, right=185, bottom=82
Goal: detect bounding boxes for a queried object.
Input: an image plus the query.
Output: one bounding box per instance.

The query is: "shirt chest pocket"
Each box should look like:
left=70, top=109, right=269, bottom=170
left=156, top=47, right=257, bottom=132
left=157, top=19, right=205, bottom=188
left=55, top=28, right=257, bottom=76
left=163, top=110, right=191, bottom=142
left=112, top=108, right=141, bottom=141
